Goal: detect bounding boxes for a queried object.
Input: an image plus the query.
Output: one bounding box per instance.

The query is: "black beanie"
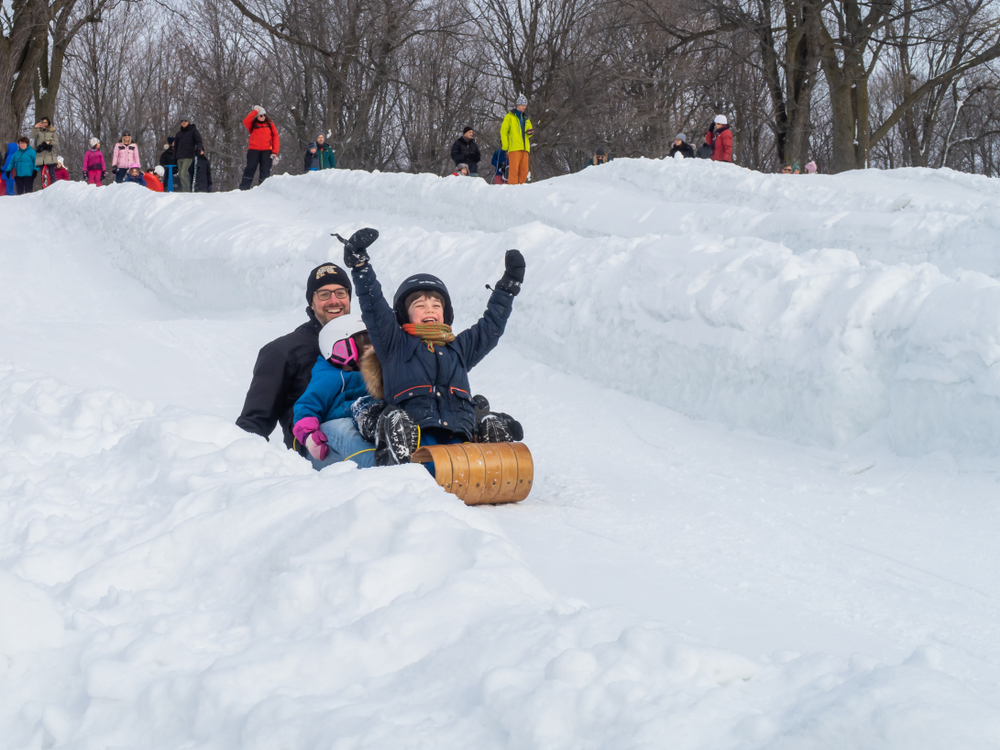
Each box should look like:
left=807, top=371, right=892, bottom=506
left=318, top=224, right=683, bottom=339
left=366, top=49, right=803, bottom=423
left=306, top=263, right=352, bottom=302
left=463, top=126, right=474, bottom=135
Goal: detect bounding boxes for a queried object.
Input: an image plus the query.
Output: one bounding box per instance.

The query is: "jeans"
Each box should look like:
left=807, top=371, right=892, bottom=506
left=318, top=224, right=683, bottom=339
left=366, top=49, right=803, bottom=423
left=239, top=149, right=273, bottom=190
left=14, top=175, right=33, bottom=194
left=307, top=418, right=376, bottom=471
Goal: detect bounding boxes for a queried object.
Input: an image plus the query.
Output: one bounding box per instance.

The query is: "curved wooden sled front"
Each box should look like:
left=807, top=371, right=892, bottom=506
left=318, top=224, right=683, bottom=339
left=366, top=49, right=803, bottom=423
left=411, top=442, right=533, bottom=505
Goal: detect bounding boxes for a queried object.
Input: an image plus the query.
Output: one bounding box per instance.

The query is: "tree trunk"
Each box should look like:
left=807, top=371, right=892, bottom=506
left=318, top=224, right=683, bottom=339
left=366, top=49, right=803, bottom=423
left=0, top=0, right=48, bottom=138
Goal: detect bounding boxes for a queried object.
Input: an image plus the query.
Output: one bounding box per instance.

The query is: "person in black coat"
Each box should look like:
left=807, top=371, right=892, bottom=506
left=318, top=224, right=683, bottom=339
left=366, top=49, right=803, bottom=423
left=304, top=142, right=319, bottom=172
left=237, top=262, right=355, bottom=455
left=173, top=117, right=204, bottom=192
left=158, top=137, right=177, bottom=191
left=450, top=126, right=481, bottom=175
left=669, top=133, right=695, bottom=158
left=695, top=124, right=715, bottom=159
left=188, top=148, right=212, bottom=192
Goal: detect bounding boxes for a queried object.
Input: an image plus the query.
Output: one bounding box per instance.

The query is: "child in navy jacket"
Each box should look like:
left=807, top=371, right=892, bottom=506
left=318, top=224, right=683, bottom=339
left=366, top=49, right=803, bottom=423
left=336, top=227, right=525, bottom=466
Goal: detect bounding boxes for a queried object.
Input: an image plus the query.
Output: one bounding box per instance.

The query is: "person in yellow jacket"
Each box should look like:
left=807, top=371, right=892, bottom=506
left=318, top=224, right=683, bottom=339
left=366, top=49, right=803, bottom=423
left=501, top=94, right=533, bottom=185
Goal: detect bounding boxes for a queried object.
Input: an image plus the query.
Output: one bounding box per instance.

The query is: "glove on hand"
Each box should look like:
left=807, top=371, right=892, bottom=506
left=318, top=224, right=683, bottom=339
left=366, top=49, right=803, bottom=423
left=270, top=153, right=279, bottom=164
left=333, top=227, right=379, bottom=268
left=292, top=417, right=328, bottom=461
left=494, top=249, right=525, bottom=296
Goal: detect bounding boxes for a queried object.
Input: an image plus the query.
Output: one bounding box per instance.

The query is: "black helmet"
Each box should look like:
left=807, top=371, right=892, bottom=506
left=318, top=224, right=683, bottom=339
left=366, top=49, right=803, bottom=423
left=393, top=273, right=453, bottom=326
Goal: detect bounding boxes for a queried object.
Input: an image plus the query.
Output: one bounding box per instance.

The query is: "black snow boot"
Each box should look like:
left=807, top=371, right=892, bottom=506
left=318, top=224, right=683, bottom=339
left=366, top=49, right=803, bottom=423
left=473, top=394, right=524, bottom=443
left=352, top=395, right=386, bottom=443
left=374, top=406, right=420, bottom=466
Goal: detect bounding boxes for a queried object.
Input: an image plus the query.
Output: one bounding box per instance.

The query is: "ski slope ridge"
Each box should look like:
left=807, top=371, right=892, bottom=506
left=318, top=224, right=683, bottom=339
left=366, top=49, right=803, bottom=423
left=3, top=162, right=1000, bottom=749
left=30, top=162, right=1000, bottom=454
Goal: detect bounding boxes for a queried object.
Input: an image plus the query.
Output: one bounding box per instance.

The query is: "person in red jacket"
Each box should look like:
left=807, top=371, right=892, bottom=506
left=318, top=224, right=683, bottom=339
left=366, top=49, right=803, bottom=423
left=143, top=165, right=165, bottom=192
left=239, top=105, right=280, bottom=190
left=711, top=115, right=733, bottom=162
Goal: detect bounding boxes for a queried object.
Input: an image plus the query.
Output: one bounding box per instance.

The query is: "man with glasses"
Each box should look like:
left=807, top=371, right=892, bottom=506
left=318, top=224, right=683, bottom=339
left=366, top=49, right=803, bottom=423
left=237, top=262, right=353, bottom=455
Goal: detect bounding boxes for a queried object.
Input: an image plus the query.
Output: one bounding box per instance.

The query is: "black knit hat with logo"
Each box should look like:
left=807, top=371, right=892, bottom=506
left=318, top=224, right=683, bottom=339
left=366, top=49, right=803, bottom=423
left=306, top=263, right=352, bottom=302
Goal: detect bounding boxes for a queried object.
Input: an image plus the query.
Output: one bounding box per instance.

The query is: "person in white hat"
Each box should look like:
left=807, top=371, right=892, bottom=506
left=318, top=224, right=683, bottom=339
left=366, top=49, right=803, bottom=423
left=711, top=115, right=732, bottom=162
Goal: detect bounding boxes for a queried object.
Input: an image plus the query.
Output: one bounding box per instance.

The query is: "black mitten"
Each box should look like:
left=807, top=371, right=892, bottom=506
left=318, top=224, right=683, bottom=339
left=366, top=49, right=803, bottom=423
left=332, top=227, right=379, bottom=267
left=494, top=249, right=525, bottom=296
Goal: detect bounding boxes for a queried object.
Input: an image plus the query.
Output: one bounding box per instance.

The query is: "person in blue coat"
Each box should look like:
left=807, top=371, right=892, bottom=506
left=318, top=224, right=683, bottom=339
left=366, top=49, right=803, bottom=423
left=8, top=138, right=38, bottom=194
left=1, top=142, right=18, bottom=195
left=292, top=313, right=376, bottom=469
left=336, top=227, right=525, bottom=466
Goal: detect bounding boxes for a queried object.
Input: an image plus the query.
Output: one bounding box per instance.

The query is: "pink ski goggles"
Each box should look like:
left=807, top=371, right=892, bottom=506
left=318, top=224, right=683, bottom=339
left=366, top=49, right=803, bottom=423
left=328, top=336, right=359, bottom=368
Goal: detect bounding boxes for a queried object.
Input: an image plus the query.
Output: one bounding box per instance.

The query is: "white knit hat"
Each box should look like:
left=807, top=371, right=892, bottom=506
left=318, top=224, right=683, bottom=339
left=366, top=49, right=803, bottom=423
left=89, top=137, right=99, bottom=147
left=714, top=115, right=728, bottom=125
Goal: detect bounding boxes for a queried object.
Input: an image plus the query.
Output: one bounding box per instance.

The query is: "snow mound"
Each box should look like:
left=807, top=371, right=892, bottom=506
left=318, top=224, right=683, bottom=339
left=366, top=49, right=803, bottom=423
left=2, top=364, right=998, bottom=748
left=27, top=165, right=1000, bottom=454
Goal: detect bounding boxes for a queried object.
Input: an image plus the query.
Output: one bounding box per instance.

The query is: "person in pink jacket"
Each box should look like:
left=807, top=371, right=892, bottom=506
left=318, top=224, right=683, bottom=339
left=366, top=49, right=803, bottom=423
left=110, top=131, right=141, bottom=183
left=83, top=138, right=106, bottom=186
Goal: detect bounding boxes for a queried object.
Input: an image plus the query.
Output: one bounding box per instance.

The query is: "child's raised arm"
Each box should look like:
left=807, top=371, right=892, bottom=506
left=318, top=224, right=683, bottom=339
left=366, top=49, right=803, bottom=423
left=333, top=228, right=405, bottom=358
left=455, top=250, right=526, bottom=369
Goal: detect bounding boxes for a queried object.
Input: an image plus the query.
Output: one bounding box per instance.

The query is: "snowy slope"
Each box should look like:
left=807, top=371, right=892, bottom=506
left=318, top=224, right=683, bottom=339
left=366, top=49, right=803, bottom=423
left=3, top=163, right=1000, bottom=749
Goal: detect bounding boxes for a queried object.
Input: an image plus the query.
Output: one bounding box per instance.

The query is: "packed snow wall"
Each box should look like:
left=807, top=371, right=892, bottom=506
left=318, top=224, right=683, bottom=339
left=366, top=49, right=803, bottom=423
left=33, top=160, right=1000, bottom=454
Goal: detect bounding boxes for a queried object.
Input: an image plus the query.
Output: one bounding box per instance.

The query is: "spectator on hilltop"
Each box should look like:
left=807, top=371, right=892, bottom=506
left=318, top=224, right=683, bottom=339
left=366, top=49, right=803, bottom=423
left=190, top=147, right=212, bottom=193
left=159, top=136, right=178, bottom=190
left=315, top=134, right=336, bottom=169
left=83, top=138, right=106, bottom=186
left=143, top=165, right=165, bottom=192
left=174, top=117, right=203, bottom=193
left=710, top=115, right=733, bottom=162
left=490, top=148, right=508, bottom=184
left=31, top=116, right=60, bottom=187
left=111, top=131, right=141, bottom=183
left=123, top=166, right=144, bottom=185
left=239, top=105, right=280, bottom=190
left=583, top=147, right=608, bottom=169
left=304, top=142, right=319, bottom=172
left=53, top=156, right=70, bottom=182
left=501, top=94, right=533, bottom=185
left=1, top=142, right=16, bottom=196
left=9, top=137, right=38, bottom=195
left=451, top=126, right=481, bottom=175
left=669, top=134, right=695, bottom=159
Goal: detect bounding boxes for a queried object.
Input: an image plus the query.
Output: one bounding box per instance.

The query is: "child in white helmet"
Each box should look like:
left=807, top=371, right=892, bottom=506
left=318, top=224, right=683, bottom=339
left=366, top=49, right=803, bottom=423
left=292, top=314, right=377, bottom=468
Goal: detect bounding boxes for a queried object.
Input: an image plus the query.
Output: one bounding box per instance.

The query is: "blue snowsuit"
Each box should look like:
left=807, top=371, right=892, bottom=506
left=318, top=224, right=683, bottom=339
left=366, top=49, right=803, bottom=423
left=1, top=143, right=17, bottom=195
left=294, top=357, right=375, bottom=468
left=351, top=262, right=515, bottom=441
left=294, top=358, right=369, bottom=424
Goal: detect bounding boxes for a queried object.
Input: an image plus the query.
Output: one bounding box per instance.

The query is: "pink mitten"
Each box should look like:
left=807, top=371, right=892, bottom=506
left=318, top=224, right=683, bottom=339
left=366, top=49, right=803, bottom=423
left=292, top=417, right=328, bottom=460
left=306, top=432, right=328, bottom=461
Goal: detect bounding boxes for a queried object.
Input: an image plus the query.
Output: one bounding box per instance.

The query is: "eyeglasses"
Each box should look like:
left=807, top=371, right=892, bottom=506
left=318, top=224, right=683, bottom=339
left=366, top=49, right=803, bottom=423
left=315, top=289, right=349, bottom=301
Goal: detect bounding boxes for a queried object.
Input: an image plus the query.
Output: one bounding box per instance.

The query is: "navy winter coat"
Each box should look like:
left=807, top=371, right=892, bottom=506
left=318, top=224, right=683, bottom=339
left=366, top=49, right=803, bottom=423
left=293, top=357, right=369, bottom=424
left=352, top=262, right=514, bottom=439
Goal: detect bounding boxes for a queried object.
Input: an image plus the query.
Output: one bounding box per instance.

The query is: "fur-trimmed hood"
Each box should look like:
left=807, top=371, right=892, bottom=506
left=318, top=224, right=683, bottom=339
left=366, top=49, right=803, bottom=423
left=360, top=348, right=384, bottom=399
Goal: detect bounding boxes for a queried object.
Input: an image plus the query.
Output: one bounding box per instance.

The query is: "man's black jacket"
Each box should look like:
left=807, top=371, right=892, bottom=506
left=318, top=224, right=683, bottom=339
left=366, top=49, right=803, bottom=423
left=174, top=124, right=204, bottom=160
left=450, top=137, right=481, bottom=172
left=237, top=314, right=323, bottom=454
